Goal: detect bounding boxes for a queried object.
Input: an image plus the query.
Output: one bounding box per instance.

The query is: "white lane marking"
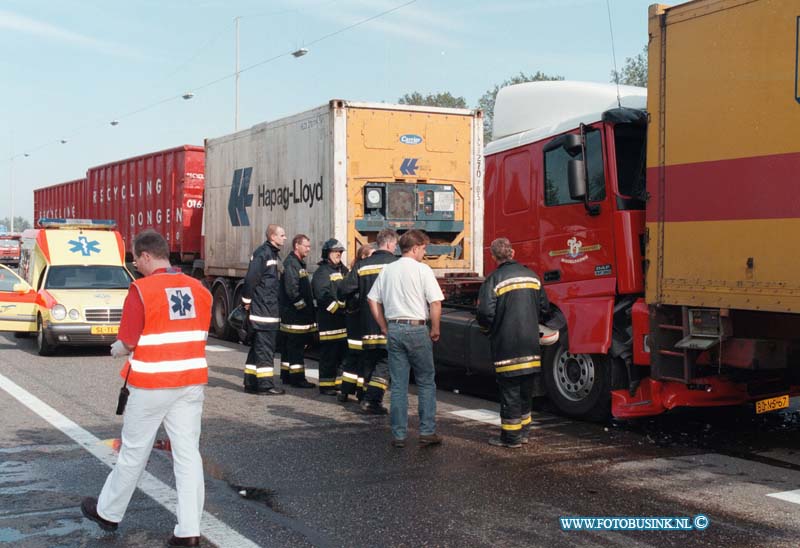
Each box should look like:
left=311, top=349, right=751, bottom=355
left=449, top=409, right=501, bottom=426
left=0, top=372, right=259, bottom=548
left=767, top=490, right=800, bottom=505
left=206, top=345, right=234, bottom=352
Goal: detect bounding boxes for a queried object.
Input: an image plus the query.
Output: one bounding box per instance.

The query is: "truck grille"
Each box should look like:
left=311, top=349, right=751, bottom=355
left=84, top=308, right=123, bottom=323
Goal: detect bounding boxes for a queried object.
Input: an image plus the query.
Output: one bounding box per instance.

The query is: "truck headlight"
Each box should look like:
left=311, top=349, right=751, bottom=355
left=52, top=305, right=67, bottom=320
left=68, top=309, right=80, bottom=320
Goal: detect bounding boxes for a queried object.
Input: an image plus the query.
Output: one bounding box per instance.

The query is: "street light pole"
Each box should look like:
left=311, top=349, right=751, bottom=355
left=235, top=16, right=240, bottom=131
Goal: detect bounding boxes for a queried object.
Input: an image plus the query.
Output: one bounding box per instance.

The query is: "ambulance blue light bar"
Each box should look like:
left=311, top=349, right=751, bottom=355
left=38, top=218, right=117, bottom=230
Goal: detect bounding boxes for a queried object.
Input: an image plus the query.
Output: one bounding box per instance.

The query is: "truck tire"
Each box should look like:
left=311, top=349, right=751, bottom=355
left=211, top=283, right=236, bottom=341
left=36, top=316, right=56, bottom=356
left=542, top=342, right=610, bottom=421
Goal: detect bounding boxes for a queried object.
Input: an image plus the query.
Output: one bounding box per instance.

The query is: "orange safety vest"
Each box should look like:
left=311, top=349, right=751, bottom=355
left=122, top=272, right=212, bottom=389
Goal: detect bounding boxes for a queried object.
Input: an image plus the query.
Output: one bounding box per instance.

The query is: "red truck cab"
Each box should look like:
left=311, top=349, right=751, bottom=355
left=0, top=234, right=22, bottom=268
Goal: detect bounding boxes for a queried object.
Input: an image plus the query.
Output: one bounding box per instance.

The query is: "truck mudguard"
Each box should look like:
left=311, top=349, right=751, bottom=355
left=558, top=296, right=614, bottom=355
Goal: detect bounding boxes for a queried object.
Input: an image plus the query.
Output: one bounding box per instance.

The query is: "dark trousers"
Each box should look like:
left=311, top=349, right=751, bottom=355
left=244, top=330, right=277, bottom=392
left=340, top=348, right=361, bottom=396
left=498, top=374, right=535, bottom=443
left=319, top=338, right=347, bottom=391
left=283, top=332, right=310, bottom=385
left=362, top=347, right=389, bottom=404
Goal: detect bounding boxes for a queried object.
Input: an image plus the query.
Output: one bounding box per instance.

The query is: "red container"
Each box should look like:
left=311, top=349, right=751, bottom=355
left=34, top=178, right=87, bottom=221
left=34, top=145, right=205, bottom=263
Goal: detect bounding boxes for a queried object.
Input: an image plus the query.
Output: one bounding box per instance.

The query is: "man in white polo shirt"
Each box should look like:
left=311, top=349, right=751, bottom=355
left=367, top=229, right=444, bottom=448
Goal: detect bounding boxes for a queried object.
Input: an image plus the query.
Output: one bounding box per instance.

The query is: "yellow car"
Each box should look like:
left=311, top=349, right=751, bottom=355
left=11, top=219, right=134, bottom=355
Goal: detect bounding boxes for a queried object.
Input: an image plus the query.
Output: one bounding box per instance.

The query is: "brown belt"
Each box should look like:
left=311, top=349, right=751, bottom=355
left=388, top=319, right=426, bottom=326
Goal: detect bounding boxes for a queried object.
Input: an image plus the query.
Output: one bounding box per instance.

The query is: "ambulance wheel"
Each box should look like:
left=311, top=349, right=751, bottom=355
left=542, top=342, right=610, bottom=422
left=36, top=316, right=56, bottom=356
left=211, top=284, right=236, bottom=341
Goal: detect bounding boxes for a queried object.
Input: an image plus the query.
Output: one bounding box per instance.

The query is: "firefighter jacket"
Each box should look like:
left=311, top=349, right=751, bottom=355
left=312, top=260, right=348, bottom=342
left=124, top=272, right=212, bottom=389
left=242, top=241, right=281, bottom=331
left=280, top=252, right=316, bottom=333
left=338, top=249, right=397, bottom=348
left=476, top=260, right=551, bottom=378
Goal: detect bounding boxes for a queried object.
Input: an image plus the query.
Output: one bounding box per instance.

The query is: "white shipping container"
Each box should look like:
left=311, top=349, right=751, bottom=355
left=204, top=100, right=483, bottom=278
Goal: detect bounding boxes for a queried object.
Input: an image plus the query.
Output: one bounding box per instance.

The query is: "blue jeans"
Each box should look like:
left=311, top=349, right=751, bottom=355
left=387, top=323, right=437, bottom=440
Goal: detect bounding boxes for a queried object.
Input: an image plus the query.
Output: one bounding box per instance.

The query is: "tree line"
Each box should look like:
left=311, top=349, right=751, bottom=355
left=399, top=46, right=647, bottom=143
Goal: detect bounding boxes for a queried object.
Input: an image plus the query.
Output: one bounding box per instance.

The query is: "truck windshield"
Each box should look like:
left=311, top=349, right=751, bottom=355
left=0, top=240, right=19, bottom=249
left=614, top=123, right=647, bottom=210
left=45, top=265, right=132, bottom=290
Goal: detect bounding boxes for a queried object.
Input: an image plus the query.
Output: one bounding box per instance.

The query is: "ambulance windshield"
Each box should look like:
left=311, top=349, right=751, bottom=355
left=45, top=265, right=132, bottom=290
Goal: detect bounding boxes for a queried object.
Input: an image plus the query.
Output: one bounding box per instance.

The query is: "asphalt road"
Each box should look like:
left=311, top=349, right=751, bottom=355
left=1, top=334, right=800, bottom=547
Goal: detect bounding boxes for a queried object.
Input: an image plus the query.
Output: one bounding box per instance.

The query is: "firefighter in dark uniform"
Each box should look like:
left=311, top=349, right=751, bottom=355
left=337, top=244, right=374, bottom=403
left=339, top=229, right=398, bottom=414
left=279, top=234, right=316, bottom=388
left=312, top=239, right=349, bottom=395
left=477, top=237, right=552, bottom=448
left=242, top=224, right=286, bottom=395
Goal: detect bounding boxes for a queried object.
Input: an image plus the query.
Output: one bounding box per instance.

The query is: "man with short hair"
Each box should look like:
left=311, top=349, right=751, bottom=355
left=80, top=229, right=212, bottom=547
left=477, top=237, right=552, bottom=449
left=339, top=229, right=398, bottom=414
left=311, top=238, right=348, bottom=395
left=368, top=229, right=444, bottom=448
left=241, top=224, right=286, bottom=396
left=279, top=234, right=316, bottom=388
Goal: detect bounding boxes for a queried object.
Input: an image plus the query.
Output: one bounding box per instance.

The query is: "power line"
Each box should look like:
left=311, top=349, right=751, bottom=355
left=4, top=0, right=417, bottom=163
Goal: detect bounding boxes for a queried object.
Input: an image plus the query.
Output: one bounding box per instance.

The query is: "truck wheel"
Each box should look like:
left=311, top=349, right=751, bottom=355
left=211, top=284, right=236, bottom=341
left=542, top=342, right=610, bottom=421
left=36, top=316, right=56, bottom=356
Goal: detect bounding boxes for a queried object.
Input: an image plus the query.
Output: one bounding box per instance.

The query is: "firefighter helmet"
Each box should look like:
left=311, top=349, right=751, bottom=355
left=321, top=238, right=345, bottom=260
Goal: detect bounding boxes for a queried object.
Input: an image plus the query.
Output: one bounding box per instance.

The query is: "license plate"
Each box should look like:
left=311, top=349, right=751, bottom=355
left=755, top=395, right=789, bottom=414
left=90, top=325, right=119, bottom=335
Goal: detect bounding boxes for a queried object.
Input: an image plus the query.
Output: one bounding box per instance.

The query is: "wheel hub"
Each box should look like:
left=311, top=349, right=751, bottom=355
left=553, top=350, right=595, bottom=402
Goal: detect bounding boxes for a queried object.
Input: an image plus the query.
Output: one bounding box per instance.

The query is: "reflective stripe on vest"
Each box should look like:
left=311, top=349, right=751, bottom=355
left=123, top=272, right=212, bottom=389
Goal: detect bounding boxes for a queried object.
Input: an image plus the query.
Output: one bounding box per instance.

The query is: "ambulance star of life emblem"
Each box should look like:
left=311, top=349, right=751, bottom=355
left=166, top=287, right=196, bottom=320
left=67, top=236, right=101, bottom=257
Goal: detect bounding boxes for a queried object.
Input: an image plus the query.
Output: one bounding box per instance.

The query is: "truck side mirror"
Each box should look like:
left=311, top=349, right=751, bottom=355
left=568, top=159, right=587, bottom=200
left=543, top=133, right=583, bottom=157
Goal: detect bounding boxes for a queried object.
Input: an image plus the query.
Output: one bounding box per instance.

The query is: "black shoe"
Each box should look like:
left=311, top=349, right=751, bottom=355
left=264, top=387, right=285, bottom=395
left=319, top=388, right=338, bottom=396
left=80, top=497, right=118, bottom=532
left=488, top=437, right=522, bottom=449
left=418, top=433, right=443, bottom=447
left=391, top=438, right=406, bottom=448
left=360, top=401, right=388, bottom=415
left=167, top=535, right=201, bottom=547
left=291, top=379, right=316, bottom=389
left=243, top=387, right=262, bottom=395
left=337, top=392, right=349, bottom=403
left=521, top=434, right=530, bottom=444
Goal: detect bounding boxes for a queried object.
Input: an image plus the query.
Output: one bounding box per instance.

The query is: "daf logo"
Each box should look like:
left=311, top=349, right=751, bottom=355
left=400, top=134, right=423, bottom=145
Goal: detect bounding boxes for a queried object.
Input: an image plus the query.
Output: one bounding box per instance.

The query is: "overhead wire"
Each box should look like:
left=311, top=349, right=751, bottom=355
left=4, top=0, right=416, bottom=163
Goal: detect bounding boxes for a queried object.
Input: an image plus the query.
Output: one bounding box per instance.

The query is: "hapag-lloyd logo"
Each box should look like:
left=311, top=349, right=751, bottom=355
left=400, top=134, right=423, bottom=145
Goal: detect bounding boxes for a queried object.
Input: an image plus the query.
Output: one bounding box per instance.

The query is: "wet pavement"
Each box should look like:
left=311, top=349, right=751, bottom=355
left=1, top=334, right=800, bottom=547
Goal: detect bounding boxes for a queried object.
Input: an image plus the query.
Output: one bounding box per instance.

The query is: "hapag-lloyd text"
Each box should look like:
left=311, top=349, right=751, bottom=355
left=257, top=176, right=324, bottom=211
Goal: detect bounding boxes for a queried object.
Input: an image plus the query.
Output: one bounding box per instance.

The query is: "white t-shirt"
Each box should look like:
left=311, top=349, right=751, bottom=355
left=368, top=257, right=444, bottom=320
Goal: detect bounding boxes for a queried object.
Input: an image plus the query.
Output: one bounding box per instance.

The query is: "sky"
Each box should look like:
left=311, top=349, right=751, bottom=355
left=0, top=0, right=655, bottom=223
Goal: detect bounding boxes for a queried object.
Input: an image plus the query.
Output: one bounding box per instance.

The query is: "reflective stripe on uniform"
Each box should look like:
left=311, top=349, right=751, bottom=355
left=501, top=423, right=523, bottom=431
left=289, top=364, right=305, bottom=371
left=294, top=299, right=306, bottom=310
left=319, top=328, right=347, bottom=341
left=494, top=276, right=541, bottom=296
left=326, top=300, right=339, bottom=313
left=137, top=330, right=208, bottom=346
left=521, top=414, right=532, bottom=426
left=244, top=364, right=274, bottom=378
left=348, top=339, right=363, bottom=350
left=342, top=372, right=358, bottom=382
left=250, top=315, right=280, bottom=323
left=319, top=379, right=337, bottom=387
left=329, top=273, right=343, bottom=281
left=368, top=376, right=388, bottom=390
left=362, top=334, right=387, bottom=347
left=129, top=357, right=208, bottom=374
left=358, top=264, right=385, bottom=277
left=281, top=362, right=290, bottom=371
left=280, top=323, right=317, bottom=333
left=241, top=297, right=252, bottom=304
left=266, top=259, right=278, bottom=267
left=495, top=360, right=541, bottom=374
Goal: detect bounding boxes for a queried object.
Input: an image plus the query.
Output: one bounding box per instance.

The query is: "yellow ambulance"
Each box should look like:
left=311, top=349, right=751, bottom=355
left=0, top=219, right=134, bottom=355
